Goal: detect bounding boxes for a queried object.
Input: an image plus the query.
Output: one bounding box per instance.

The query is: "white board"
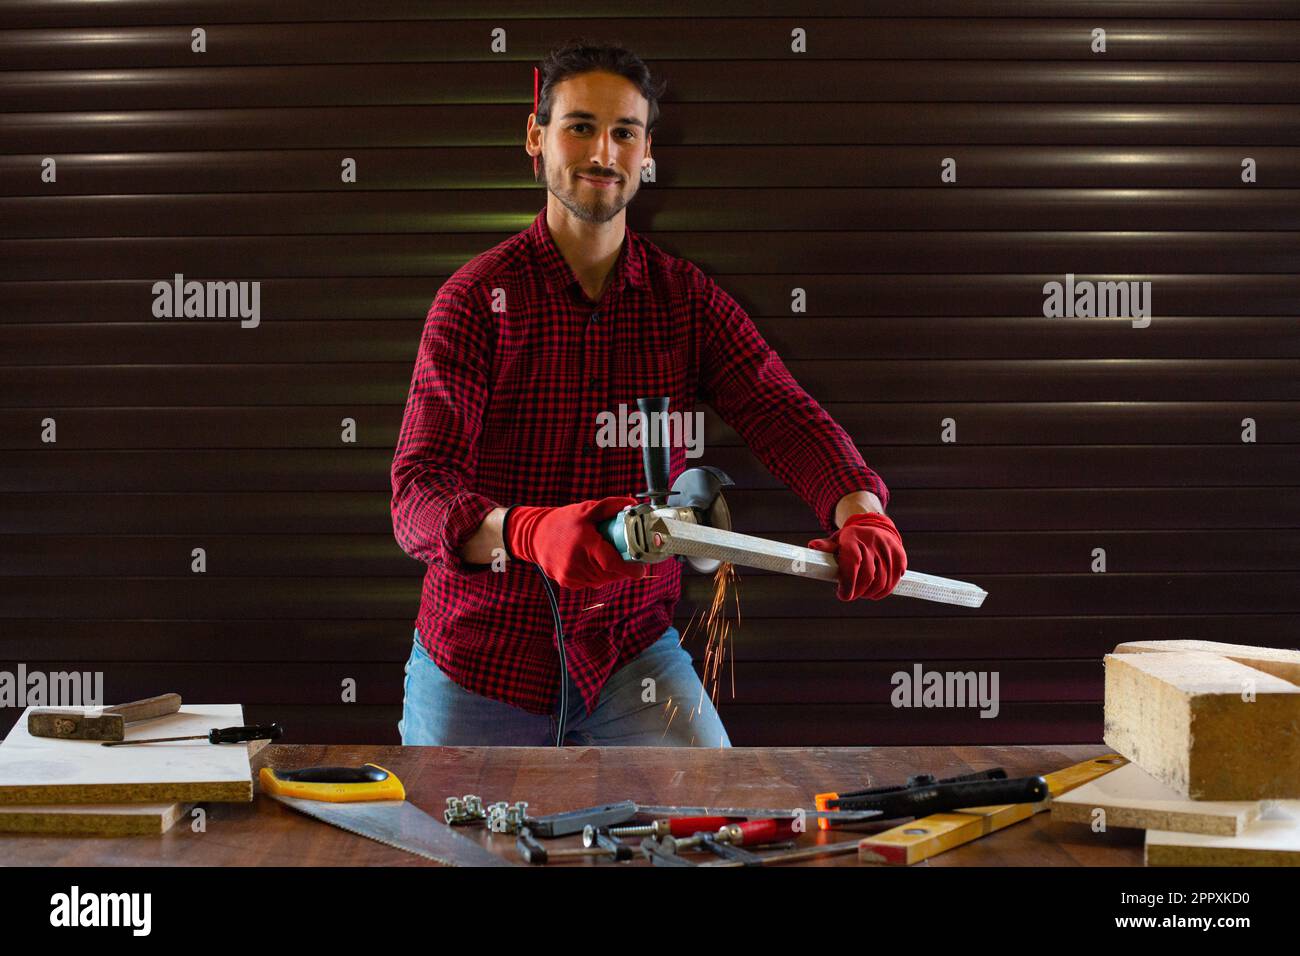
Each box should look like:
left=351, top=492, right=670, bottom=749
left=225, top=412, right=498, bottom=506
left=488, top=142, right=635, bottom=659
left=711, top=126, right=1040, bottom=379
left=1051, top=761, right=1261, bottom=835
left=1146, top=801, right=1300, bottom=866
left=0, top=704, right=255, bottom=805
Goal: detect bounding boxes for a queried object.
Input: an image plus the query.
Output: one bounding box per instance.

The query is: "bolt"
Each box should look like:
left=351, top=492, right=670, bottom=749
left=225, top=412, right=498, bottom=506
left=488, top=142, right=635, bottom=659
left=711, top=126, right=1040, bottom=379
left=608, top=821, right=663, bottom=839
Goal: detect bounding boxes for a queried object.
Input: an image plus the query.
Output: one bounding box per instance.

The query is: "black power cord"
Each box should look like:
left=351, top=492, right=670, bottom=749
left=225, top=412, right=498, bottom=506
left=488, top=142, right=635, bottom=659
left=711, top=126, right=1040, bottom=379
left=531, top=563, right=570, bottom=748
left=502, top=505, right=571, bottom=747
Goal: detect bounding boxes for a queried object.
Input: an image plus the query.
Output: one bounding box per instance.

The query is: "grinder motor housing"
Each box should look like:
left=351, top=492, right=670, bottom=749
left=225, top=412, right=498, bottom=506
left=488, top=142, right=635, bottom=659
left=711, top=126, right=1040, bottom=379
left=596, top=396, right=734, bottom=574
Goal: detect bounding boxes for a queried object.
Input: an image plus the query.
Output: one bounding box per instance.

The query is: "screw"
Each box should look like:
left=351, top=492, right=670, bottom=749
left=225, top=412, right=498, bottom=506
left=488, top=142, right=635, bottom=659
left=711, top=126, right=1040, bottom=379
left=608, top=821, right=664, bottom=839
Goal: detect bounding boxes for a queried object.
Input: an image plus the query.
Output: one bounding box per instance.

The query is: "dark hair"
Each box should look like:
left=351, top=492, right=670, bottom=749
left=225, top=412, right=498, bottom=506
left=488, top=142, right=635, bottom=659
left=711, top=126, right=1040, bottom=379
left=534, top=39, right=667, bottom=135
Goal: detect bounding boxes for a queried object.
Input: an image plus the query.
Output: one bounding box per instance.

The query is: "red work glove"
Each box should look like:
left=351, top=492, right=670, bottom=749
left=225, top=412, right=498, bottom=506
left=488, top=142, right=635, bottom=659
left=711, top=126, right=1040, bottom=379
left=807, top=512, right=907, bottom=602
left=504, top=496, right=648, bottom=590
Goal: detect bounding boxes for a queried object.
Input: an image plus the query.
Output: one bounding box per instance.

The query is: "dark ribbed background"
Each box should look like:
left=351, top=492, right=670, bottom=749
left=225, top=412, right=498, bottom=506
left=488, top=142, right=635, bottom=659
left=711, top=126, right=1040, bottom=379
left=2, top=1, right=1297, bottom=745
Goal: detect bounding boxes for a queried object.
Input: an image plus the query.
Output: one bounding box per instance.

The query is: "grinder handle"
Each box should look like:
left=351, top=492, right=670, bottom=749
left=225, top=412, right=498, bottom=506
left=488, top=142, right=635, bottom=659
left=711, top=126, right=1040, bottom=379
left=637, top=396, right=671, bottom=506
left=598, top=396, right=673, bottom=560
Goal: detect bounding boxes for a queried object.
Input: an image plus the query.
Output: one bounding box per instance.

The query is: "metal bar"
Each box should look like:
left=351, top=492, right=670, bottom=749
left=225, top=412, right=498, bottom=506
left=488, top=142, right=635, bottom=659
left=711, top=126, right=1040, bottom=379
left=635, top=804, right=881, bottom=822
left=651, top=516, right=987, bottom=607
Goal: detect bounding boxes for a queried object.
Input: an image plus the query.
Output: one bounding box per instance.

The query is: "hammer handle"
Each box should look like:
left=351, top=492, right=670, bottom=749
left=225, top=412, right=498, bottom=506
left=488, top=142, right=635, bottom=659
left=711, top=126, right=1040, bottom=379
left=105, top=693, right=182, bottom=723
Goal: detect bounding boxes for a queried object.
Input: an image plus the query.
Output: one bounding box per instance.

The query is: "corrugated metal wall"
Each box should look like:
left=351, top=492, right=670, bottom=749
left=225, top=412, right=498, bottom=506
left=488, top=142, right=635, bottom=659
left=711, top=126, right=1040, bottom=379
left=2, top=1, right=1297, bottom=745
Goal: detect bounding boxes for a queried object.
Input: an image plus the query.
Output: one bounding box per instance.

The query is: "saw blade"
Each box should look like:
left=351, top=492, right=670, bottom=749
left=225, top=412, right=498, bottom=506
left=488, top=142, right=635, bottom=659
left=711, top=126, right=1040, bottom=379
left=270, top=794, right=514, bottom=867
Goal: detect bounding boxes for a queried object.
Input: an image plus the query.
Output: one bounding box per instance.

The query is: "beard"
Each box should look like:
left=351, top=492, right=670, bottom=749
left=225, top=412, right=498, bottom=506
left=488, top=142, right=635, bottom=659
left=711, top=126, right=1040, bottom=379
left=537, top=152, right=633, bottom=224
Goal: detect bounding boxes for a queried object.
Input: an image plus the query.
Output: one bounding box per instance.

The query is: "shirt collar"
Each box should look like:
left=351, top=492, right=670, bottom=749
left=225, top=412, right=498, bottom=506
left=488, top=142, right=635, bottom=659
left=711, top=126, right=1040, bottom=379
left=528, top=206, right=647, bottom=298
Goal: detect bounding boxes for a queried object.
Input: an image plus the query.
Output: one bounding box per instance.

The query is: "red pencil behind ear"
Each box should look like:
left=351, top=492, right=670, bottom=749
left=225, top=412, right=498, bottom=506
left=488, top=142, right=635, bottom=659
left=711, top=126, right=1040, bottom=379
left=532, top=66, right=540, bottom=178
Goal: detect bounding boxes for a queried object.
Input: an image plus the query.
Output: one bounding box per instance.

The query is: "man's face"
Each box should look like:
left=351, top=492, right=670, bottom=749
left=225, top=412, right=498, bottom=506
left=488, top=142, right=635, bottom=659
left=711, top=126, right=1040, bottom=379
left=531, top=70, right=651, bottom=224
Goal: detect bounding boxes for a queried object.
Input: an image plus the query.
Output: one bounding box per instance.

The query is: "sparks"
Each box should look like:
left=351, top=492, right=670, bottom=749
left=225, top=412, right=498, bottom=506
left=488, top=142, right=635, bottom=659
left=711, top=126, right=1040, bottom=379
left=680, top=562, right=741, bottom=714
left=660, top=702, right=679, bottom=740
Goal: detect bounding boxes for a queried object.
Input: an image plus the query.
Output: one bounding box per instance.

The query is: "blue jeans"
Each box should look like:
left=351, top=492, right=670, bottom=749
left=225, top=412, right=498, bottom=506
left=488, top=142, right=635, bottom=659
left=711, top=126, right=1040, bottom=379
left=398, top=627, right=732, bottom=747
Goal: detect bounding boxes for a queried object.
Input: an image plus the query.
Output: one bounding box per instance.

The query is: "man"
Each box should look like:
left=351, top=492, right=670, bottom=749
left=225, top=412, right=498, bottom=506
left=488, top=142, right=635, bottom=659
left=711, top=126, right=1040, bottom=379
left=391, top=41, right=906, bottom=747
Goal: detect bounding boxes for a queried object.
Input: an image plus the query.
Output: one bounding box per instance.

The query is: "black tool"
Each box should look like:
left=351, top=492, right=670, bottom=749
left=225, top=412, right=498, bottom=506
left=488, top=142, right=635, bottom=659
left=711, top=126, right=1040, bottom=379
left=826, top=774, right=1048, bottom=817
left=581, top=825, right=634, bottom=861
left=640, top=835, right=695, bottom=867
left=833, top=767, right=1007, bottom=802
left=639, top=833, right=796, bottom=867
left=516, top=828, right=557, bottom=864
left=103, top=722, right=284, bottom=747
left=515, top=827, right=623, bottom=865
left=523, top=800, right=639, bottom=838
left=696, top=840, right=864, bottom=868
left=814, top=767, right=1007, bottom=825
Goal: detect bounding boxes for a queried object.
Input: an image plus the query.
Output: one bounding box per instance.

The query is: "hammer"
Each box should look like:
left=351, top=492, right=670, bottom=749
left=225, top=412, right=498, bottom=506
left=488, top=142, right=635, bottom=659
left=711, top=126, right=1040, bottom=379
left=27, top=693, right=183, bottom=742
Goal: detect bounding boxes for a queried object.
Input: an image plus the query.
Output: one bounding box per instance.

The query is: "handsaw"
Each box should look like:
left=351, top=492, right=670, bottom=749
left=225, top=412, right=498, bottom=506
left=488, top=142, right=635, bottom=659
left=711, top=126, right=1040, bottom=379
left=260, top=764, right=513, bottom=867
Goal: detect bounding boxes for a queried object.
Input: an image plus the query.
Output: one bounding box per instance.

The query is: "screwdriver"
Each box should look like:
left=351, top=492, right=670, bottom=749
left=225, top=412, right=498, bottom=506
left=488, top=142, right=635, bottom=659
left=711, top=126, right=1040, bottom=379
left=102, top=722, right=283, bottom=747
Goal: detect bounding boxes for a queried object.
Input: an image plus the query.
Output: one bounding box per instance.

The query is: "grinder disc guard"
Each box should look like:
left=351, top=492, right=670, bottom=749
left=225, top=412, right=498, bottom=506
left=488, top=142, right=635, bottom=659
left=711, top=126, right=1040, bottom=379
left=667, top=466, right=734, bottom=573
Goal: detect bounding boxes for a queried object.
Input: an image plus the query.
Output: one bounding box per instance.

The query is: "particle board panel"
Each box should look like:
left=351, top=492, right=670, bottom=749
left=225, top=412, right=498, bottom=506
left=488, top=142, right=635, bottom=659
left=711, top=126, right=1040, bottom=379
left=1146, top=802, right=1300, bottom=866
left=1113, top=639, right=1300, bottom=685
left=1103, top=651, right=1300, bottom=800
left=0, top=704, right=255, bottom=805
left=1050, top=760, right=1261, bottom=836
left=0, top=801, right=190, bottom=836
left=0, top=737, right=269, bottom=834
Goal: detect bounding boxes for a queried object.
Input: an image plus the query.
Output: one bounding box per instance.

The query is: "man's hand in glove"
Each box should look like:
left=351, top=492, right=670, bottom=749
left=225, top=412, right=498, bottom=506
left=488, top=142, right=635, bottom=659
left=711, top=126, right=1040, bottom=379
left=807, top=512, right=907, bottom=602
left=504, top=496, right=647, bottom=590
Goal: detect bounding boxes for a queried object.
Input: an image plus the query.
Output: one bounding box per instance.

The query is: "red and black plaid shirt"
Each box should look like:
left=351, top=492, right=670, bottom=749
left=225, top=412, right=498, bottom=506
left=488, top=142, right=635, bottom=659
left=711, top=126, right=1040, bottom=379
left=391, top=207, right=889, bottom=715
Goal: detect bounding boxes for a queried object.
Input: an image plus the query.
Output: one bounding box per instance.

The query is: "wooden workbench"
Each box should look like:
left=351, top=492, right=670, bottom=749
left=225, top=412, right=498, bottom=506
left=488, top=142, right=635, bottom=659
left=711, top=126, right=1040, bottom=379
left=3, top=743, right=1141, bottom=866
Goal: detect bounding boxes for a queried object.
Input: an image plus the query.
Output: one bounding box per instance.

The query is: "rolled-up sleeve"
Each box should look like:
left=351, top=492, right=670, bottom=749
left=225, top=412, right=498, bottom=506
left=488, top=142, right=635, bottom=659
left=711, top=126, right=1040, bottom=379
left=390, top=281, right=501, bottom=574
left=695, top=268, right=890, bottom=534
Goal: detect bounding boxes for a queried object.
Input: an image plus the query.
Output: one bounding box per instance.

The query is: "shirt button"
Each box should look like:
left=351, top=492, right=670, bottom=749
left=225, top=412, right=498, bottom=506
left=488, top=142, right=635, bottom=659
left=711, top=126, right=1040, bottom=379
left=589, top=311, right=600, bottom=323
